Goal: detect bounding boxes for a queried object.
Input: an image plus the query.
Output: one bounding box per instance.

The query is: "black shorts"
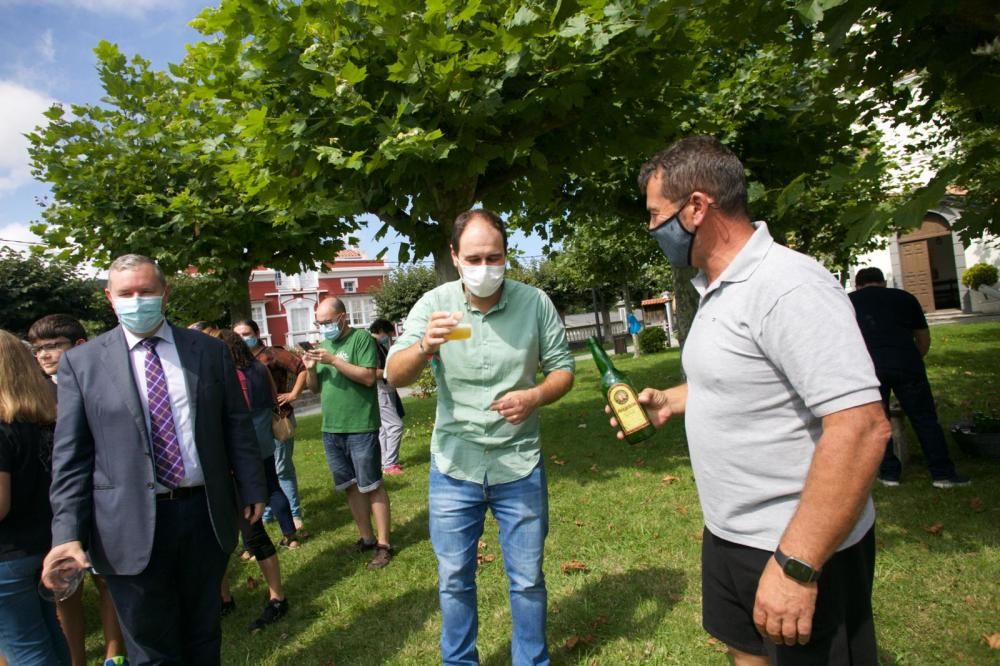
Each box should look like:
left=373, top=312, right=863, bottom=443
left=702, top=526, right=877, bottom=665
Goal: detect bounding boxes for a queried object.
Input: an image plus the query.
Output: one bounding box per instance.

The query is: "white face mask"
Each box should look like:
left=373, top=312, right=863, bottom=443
left=460, top=264, right=505, bottom=298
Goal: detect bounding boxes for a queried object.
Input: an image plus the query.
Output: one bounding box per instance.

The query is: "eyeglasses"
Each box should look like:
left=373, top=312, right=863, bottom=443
left=31, top=341, right=72, bottom=356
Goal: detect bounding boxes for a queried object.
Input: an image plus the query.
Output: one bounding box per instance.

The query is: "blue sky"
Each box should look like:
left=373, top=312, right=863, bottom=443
left=0, top=0, right=545, bottom=269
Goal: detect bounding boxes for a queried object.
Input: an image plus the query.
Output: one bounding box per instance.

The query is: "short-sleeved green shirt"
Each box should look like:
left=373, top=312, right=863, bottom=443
left=316, top=328, right=380, bottom=434
left=387, top=278, right=575, bottom=484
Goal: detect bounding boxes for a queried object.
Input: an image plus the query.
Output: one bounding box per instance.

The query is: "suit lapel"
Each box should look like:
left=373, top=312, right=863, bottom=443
left=172, top=325, right=200, bottom=430
left=104, top=327, right=149, bottom=444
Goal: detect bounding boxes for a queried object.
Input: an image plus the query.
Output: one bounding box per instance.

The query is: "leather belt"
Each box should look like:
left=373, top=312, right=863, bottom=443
left=155, top=485, right=205, bottom=501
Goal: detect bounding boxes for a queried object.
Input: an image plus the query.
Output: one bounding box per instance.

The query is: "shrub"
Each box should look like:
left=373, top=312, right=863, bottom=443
left=413, top=365, right=437, bottom=398
left=637, top=326, right=667, bottom=354
left=961, top=262, right=999, bottom=290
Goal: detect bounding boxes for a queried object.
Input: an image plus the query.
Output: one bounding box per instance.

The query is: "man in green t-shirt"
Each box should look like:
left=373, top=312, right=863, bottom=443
left=304, top=297, right=392, bottom=570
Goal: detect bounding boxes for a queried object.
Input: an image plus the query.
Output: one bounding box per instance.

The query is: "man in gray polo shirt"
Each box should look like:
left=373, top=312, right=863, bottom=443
left=610, top=136, right=890, bottom=665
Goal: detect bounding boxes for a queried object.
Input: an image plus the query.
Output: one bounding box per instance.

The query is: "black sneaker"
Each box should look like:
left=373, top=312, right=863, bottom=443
left=367, top=544, right=393, bottom=570
left=249, top=598, right=288, bottom=632
left=349, top=538, right=377, bottom=554
left=932, top=474, right=972, bottom=489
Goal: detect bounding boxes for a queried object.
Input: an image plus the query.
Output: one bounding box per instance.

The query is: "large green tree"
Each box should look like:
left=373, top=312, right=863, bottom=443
left=28, top=42, right=355, bottom=317
left=183, top=0, right=861, bottom=283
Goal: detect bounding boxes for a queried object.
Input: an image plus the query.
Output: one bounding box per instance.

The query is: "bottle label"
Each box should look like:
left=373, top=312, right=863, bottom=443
left=607, top=383, right=651, bottom=435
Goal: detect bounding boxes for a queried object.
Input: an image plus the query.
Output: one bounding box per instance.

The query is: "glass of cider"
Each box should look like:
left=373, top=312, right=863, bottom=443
left=444, top=324, right=472, bottom=341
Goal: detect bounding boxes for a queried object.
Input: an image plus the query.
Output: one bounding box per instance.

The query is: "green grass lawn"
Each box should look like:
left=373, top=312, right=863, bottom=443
left=82, top=322, right=999, bottom=664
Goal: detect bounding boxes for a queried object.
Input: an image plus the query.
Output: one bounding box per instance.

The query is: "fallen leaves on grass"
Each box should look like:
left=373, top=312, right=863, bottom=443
left=590, top=463, right=599, bottom=472
left=634, top=458, right=645, bottom=467
left=578, top=423, right=588, bottom=428
left=563, top=634, right=594, bottom=650
left=970, top=497, right=985, bottom=512
left=924, top=522, right=944, bottom=535
left=575, top=520, right=585, bottom=527
left=477, top=540, right=496, bottom=565
left=591, top=615, right=609, bottom=629
left=561, top=560, right=588, bottom=573
left=245, top=576, right=259, bottom=590
left=706, top=636, right=728, bottom=653
left=983, top=632, right=1000, bottom=649
left=550, top=454, right=567, bottom=465
left=661, top=474, right=679, bottom=484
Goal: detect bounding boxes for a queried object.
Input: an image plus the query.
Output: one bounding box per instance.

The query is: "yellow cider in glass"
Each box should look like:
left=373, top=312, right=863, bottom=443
left=444, top=324, right=472, bottom=341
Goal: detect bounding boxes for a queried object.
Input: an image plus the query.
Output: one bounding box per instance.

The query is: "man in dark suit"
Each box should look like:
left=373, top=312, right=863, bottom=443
left=43, top=254, right=267, bottom=665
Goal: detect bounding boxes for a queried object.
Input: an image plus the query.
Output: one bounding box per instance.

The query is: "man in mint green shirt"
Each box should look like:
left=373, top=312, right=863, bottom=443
left=304, top=297, right=393, bottom=570
left=387, top=209, right=574, bottom=666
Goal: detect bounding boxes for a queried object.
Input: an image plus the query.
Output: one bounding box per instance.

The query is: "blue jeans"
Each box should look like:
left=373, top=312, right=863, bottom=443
left=429, top=461, right=549, bottom=666
left=0, top=553, right=70, bottom=665
left=267, top=414, right=301, bottom=520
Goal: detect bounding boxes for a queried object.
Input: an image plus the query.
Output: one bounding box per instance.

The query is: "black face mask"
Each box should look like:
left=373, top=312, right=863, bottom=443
left=649, top=200, right=695, bottom=267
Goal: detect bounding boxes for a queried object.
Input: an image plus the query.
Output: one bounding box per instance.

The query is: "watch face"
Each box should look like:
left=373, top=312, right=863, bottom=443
left=783, top=558, right=815, bottom=582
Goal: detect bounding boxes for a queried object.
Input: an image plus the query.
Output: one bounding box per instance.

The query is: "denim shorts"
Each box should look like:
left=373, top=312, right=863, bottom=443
left=322, top=431, right=382, bottom=493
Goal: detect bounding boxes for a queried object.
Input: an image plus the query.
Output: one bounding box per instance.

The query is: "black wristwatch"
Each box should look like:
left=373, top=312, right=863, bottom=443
left=774, top=547, right=821, bottom=583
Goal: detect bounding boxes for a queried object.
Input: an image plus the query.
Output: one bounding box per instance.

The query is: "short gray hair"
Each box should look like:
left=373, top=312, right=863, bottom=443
left=638, top=136, right=748, bottom=216
left=109, top=254, right=167, bottom=287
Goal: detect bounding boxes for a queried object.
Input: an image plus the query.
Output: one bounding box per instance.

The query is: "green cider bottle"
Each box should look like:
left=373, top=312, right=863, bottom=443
left=587, top=336, right=656, bottom=444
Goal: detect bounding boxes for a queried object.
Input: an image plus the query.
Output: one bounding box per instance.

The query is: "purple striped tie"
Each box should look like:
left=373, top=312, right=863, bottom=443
left=141, top=338, right=185, bottom=489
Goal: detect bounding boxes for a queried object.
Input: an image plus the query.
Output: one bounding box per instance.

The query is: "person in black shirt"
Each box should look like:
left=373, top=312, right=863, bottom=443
left=0, top=329, right=70, bottom=664
left=849, top=268, right=970, bottom=488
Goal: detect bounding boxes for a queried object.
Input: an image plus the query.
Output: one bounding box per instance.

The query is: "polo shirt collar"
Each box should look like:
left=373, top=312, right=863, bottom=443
left=692, top=221, right=773, bottom=296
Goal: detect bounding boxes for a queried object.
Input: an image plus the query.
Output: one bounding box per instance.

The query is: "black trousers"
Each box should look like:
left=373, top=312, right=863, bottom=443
left=103, top=490, right=229, bottom=665
left=877, top=366, right=957, bottom=480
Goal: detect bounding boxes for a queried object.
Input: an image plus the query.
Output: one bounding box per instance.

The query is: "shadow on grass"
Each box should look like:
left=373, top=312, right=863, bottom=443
left=481, top=566, right=687, bottom=666
left=277, top=585, right=439, bottom=664
left=247, top=506, right=433, bottom=664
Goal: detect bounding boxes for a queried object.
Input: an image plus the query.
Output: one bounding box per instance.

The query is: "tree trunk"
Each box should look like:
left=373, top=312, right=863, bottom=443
left=432, top=243, right=459, bottom=284
left=226, top=264, right=254, bottom=321
left=598, top=290, right=613, bottom=344
left=672, top=266, right=699, bottom=348
left=429, top=181, right=477, bottom=285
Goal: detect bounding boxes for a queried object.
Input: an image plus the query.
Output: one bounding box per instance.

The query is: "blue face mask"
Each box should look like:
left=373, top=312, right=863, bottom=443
left=649, top=202, right=695, bottom=268
left=378, top=335, right=391, bottom=347
left=243, top=336, right=258, bottom=349
left=113, top=296, right=165, bottom=334
left=319, top=323, right=340, bottom=341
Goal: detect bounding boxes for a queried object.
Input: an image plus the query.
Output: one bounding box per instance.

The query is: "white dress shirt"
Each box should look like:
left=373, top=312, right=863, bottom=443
left=123, top=322, right=204, bottom=490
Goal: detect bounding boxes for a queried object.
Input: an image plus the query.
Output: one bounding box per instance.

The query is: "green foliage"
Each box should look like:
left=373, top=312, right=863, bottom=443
left=805, top=1, right=1000, bottom=241
left=412, top=366, right=437, bottom=399
left=636, top=325, right=667, bottom=354
left=165, top=272, right=233, bottom=327
left=0, top=248, right=114, bottom=337
left=961, top=262, right=998, bottom=290
left=27, top=42, right=355, bottom=317
left=372, top=264, right=438, bottom=323
left=507, top=257, right=591, bottom=317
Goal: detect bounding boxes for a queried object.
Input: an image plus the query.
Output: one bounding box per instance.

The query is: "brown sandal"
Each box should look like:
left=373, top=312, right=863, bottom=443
left=279, top=534, right=300, bottom=550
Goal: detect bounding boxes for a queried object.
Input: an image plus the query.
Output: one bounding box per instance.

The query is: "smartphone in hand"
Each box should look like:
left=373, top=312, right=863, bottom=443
left=299, top=341, right=314, bottom=352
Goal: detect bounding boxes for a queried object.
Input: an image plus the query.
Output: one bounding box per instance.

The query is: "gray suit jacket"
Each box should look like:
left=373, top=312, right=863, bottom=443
left=50, top=324, right=266, bottom=575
